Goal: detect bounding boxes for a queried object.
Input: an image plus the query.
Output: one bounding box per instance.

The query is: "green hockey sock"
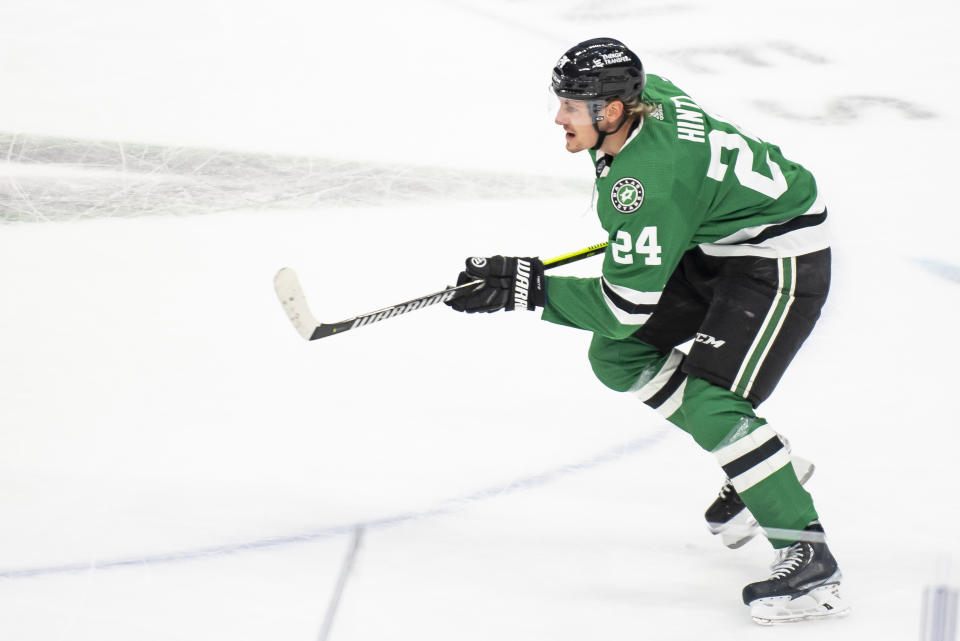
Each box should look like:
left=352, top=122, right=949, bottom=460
left=640, top=373, right=819, bottom=547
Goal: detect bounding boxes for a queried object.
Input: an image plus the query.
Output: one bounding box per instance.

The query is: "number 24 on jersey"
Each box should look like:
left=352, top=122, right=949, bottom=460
left=612, top=227, right=662, bottom=265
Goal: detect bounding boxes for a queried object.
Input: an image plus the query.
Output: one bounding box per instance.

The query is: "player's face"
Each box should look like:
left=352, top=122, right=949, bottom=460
left=554, top=98, right=600, bottom=153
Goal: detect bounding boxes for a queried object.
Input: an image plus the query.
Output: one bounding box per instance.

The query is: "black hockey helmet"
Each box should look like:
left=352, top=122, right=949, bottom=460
left=551, top=38, right=646, bottom=106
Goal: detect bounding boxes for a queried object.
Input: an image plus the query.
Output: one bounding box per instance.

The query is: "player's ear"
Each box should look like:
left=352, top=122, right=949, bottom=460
left=605, top=100, right=624, bottom=121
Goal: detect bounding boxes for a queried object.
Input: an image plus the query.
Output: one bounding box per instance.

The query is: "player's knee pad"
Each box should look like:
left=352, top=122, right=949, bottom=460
left=631, top=348, right=688, bottom=419
left=713, top=422, right=792, bottom=493
left=588, top=336, right=655, bottom=392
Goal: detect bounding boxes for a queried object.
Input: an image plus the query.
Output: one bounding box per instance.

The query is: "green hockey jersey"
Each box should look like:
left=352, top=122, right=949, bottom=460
left=542, top=74, right=829, bottom=339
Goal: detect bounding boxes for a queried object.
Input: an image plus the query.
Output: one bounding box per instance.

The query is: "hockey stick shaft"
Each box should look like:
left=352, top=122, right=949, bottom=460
left=274, top=241, right=608, bottom=341
left=541, top=241, right=609, bottom=269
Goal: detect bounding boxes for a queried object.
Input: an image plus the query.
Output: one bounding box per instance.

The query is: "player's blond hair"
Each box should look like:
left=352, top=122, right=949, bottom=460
left=619, top=95, right=659, bottom=119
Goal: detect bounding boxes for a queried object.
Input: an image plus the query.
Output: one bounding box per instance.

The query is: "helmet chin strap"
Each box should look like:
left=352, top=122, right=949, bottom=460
left=591, top=113, right=628, bottom=151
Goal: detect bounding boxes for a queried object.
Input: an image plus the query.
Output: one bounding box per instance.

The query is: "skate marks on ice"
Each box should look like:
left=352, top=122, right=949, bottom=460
left=561, top=1, right=694, bottom=20
left=661, top=44, right=936, bottom=123
left=755, top=96, right=937, bottom=124
left=0, top=132, right=587, bottom=223
left=438, top=0, right=694, bottom=45
left=0, top=429, right=669, bottom=580
left=664, top=41, right=830, bottom=73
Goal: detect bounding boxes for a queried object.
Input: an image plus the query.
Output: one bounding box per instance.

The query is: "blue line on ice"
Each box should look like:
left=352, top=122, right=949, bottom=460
left=0, top=429, right=669, bottom=580
left=913, top=258, right=960, bottom=285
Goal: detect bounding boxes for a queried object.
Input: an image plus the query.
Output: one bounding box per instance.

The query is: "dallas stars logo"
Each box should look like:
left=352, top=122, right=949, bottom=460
left=611, top=177, right=644, bottom=213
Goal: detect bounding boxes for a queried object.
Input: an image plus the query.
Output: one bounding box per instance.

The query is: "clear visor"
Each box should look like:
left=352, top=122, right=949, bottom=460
left=548, top=88, right=605, bottom=126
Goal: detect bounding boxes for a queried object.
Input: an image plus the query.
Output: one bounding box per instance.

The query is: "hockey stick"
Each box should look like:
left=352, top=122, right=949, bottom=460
left=274, top=241, right=608, bottom=341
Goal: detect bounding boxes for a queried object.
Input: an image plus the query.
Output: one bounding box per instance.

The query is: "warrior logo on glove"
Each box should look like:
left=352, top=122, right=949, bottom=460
left=446, top=255, right=545, bottom=313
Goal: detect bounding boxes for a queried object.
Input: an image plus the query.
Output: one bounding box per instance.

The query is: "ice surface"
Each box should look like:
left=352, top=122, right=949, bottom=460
left=0, top=0, right=958, bottom=639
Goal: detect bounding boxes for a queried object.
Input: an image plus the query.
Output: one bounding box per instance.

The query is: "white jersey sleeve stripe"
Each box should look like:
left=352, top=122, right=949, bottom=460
left=602, top=291, right=652, bottom=325
left=601, top=277, right=663, bottom=305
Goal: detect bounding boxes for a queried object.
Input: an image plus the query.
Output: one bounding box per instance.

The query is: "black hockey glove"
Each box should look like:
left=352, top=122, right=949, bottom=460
left=446, top=255, right=545, bottom=313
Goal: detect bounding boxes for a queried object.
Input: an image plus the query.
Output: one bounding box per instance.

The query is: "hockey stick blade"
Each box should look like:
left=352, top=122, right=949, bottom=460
left=274, top=268, right=324, bottom=340
left=274, top=267, right=483, bottom=341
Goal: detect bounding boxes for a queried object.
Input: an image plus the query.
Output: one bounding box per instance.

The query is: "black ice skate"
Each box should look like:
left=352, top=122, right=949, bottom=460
left=705, top=455, right=814, bottom=549
left=742, top=522, right=850, bottom=624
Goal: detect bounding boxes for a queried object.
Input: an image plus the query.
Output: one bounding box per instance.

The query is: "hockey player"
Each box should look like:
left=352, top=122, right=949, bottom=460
left=446, top=38, right=849, bottom=624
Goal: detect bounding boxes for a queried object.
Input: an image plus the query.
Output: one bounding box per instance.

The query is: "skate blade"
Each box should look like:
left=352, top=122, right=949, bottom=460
left=750, top=585, right=850, bottom=625
left=722, top=528, right=759, bottom=549
left=708, top=509, right=760, bottom=548
left=793, top=457, right=815, bottom=485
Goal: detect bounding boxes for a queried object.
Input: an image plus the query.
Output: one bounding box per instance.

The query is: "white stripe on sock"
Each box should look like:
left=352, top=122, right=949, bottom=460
left=729, top=447, right=792, bottom=492
left=631, top=349, right=684, bottom=402
left=714, top=424, right=779, bottom=465
left=654, top=377, right=687, bottom=419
